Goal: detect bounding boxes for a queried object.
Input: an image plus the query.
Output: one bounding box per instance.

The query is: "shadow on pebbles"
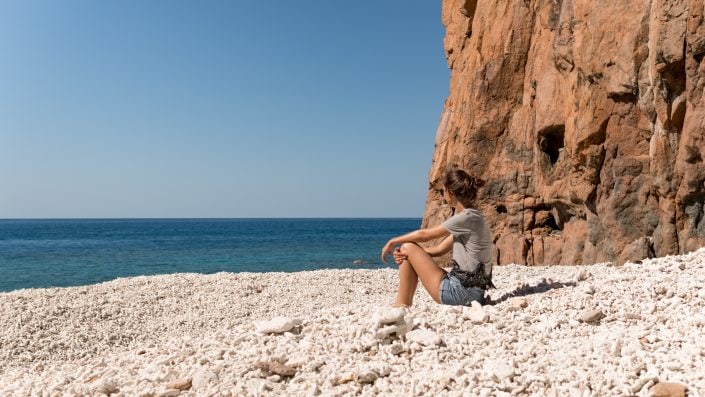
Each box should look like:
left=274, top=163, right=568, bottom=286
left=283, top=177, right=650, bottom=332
left=1, top=249, right=705, bottom=396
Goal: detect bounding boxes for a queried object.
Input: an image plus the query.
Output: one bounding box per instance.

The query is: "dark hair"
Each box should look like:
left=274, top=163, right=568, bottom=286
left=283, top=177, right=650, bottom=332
left=443, top=169, right=485, bottom=208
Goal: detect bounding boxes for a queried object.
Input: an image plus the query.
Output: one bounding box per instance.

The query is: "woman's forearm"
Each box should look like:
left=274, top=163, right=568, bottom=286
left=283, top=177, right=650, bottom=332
left=381, top=224, right=450, bottom=263
left=424, top=235, right=454, bottom=257
left=389, top=229, right=432, bottom=245
left=424, top=246, right=442, bottom=257
left=425, top=245, right=448, bottom=257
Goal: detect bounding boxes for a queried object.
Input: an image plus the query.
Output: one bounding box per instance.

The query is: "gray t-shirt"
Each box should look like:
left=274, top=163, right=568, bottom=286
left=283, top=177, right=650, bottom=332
left=442, top=208, right=493, bottom=274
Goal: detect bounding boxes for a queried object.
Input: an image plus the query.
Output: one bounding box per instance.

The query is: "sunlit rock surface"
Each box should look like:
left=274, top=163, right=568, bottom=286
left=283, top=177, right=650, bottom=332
left=424, top=0, right=705, bottom=265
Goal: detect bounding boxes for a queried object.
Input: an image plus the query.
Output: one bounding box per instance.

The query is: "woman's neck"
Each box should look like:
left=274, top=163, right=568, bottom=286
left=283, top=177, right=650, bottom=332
left=455, top=203, right=467, bottom=212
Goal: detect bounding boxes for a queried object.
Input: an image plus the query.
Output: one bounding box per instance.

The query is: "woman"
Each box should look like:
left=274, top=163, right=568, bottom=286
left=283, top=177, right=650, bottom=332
left=381, top=168, right=494, bottom=307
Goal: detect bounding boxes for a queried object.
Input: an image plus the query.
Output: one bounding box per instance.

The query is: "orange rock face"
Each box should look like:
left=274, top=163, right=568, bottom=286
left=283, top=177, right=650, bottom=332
left=423, top=0, right=705, bottom=265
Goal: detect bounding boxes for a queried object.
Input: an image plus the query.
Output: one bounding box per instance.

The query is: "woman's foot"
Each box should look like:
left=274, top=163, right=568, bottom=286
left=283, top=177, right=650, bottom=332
left=392, top=303, right=410, bottom=308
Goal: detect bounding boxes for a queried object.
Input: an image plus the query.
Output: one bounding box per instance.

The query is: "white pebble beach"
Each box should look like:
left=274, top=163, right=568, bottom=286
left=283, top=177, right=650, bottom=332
left=2, top=249, right=705, bottom=396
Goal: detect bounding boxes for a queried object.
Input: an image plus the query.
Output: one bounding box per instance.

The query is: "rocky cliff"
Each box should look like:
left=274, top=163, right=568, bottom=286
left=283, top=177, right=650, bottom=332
left=423, top=0, right=705, bottom=265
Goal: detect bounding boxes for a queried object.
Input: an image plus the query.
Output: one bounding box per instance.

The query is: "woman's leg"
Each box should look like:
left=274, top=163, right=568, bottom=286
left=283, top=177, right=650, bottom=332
left=395, top=260, right=419, bottom=307
left=395, top=242, right=446, bottom=306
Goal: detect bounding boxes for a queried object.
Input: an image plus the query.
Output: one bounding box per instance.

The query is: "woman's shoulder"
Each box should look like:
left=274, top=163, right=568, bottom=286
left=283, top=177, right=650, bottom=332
left=462, top=208, right=485, bottom=219
left=445, top=208, right=481, bottom=225
left=462, top=208, right=491, bottom=227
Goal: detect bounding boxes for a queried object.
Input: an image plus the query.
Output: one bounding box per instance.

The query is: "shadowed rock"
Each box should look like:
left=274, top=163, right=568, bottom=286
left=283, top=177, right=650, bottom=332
left=253, top=361, right=296, bottom=377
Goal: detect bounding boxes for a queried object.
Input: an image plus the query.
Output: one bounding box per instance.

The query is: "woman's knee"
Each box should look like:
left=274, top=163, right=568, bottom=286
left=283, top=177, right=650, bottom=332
left=399, top=242, right=421, bottom=255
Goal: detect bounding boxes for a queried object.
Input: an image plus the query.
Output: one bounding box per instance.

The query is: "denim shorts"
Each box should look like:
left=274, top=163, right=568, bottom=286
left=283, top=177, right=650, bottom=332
left=439, top=273, right=485, bottom=306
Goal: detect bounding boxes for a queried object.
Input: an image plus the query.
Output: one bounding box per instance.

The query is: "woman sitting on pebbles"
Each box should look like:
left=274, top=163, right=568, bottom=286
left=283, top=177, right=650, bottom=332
left=381, top=168, right=494, bottom=308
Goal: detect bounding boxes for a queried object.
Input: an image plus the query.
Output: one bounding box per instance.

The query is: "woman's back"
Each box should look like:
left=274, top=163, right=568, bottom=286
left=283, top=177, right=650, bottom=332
left=442, top=208, right=493, bottom=274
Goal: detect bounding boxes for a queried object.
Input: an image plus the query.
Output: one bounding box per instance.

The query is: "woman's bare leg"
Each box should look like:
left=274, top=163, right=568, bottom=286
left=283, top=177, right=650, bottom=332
left=395, top=242, right=446, bottom=306
left=395, top=260, right=419, bottom=307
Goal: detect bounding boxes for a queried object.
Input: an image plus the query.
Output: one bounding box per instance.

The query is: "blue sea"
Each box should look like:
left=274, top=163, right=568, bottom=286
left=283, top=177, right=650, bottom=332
left=0, top=218, right=420, bottom=292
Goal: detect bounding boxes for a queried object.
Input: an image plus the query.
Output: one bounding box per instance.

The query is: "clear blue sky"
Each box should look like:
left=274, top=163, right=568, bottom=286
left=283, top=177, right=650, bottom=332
left=0, top=1, right=448, bottom=218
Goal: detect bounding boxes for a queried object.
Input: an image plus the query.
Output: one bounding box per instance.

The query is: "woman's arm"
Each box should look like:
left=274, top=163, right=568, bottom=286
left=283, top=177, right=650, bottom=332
left=381, top=224, right=449, bottom=263
left=424, top=235, right=454, bottom=257
left=392, top=234, right=453, bottom=264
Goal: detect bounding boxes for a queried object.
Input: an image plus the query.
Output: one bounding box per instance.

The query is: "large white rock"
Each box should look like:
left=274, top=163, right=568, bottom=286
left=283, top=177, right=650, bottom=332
left=506, top=297, right=528, bottom=312
left=372, top=307, right=406, bottom=326
left=355, top=370, right=378, bottom=384
left=192, top=368, right=217, bottom=391
left=371, top=308, right=413, bottom=339
left=579, top=309, right=605, bottom=323
left=367, top=362, right=391, bottom=377
left=483, top=360, right=515, bottom=382
left=93, top=379, right=119, bottom=395
left=255, top=317, right=302, bottom=334
left=466, top=301, right=490, bottom=324
left=373, top=324, right=400, bottom=339
left=405, top=329, right=441, bottom=347
left=245, top=378, right=267, bottom=395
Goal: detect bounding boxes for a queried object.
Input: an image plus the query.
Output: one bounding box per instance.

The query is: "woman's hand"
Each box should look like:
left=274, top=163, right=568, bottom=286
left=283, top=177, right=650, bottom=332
left=381, top=225, right=449, bottom=264
left=381, top=240, right=396, bottom=264
left=392, top=247, right=408, bottom=265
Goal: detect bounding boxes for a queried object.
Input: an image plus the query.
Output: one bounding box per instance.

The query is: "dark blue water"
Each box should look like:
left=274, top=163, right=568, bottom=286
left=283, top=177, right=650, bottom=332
left=0, top=218, right=420, bottom=292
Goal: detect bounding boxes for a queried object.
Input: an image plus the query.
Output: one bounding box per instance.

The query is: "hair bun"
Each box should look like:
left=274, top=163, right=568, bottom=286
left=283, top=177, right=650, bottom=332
left=442, top=168, right=483, bottom=207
